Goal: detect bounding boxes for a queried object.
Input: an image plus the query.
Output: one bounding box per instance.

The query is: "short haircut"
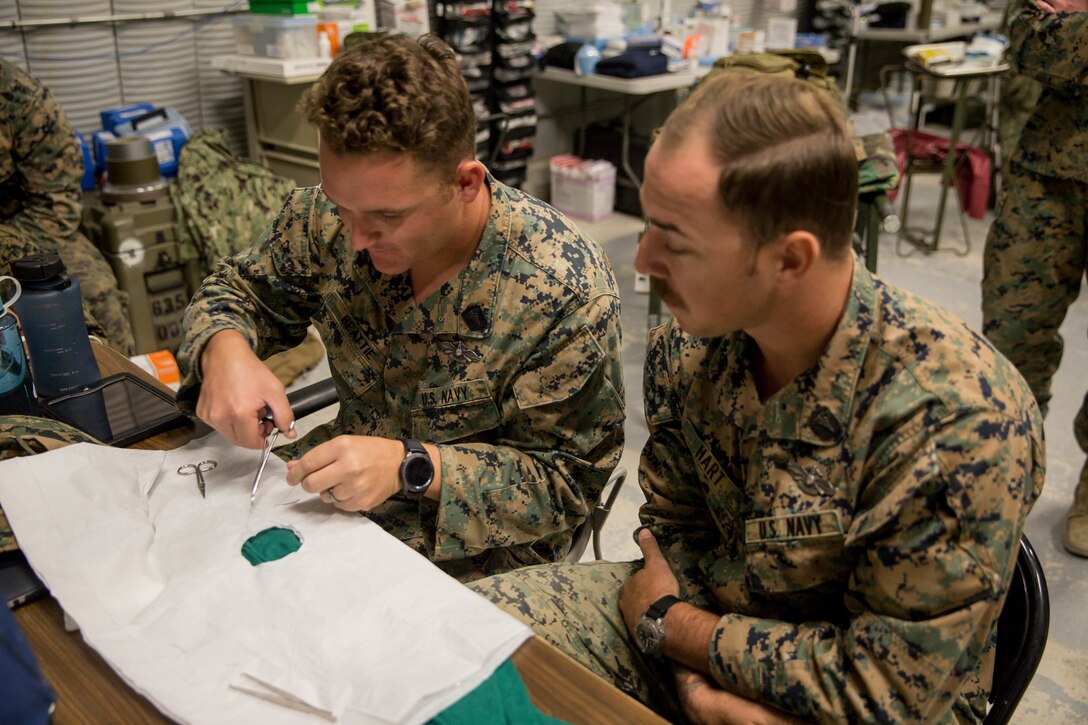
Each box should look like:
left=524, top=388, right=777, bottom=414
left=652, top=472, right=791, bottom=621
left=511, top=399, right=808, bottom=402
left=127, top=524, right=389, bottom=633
left=299, top=34, right=476, bottom=181
left=657, top=72, right=858, bottom=259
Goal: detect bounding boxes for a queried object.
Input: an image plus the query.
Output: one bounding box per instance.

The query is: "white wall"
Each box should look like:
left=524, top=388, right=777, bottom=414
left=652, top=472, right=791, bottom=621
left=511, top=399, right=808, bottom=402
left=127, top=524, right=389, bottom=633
left=0, top=1, right=247, bottom=154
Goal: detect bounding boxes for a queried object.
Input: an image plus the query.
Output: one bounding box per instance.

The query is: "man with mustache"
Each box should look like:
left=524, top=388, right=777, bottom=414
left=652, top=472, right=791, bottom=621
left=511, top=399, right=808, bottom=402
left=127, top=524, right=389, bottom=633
left=472, top=72, right=1044, bottom=722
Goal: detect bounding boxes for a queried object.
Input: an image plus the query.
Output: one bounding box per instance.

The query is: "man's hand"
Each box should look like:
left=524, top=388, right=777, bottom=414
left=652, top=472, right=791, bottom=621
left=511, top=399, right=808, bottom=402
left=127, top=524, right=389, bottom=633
left=1037, top=0, right=1088, bottom=13
left=287, top=436, right=440, bottom=511
left=621, top=529, right=719, bottom=673
left=619, top=528, right=681, bottom=634
left=674, top=667, right=809, bottom=725
left=195, top=330, right=296, bottom=449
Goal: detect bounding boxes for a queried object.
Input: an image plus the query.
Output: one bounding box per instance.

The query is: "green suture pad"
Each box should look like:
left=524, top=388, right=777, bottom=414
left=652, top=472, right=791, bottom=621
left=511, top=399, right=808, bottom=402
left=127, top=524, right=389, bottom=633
left=241, top=527, right=302, bottom=565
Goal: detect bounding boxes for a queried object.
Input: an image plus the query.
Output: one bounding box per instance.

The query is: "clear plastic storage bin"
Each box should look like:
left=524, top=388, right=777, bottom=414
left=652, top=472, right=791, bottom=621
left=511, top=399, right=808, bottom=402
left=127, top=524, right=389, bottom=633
left=233, top=14, right=319, bottom=58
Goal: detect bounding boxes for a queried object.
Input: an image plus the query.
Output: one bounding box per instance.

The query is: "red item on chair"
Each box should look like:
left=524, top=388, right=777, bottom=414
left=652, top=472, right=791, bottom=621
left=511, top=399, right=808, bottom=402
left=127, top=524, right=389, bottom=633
left=887, top=128, right=992, bottom=220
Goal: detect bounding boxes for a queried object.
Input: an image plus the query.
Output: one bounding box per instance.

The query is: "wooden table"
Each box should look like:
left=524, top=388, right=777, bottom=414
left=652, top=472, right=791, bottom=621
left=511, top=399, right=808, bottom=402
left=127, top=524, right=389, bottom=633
left=12, top=343, right=665, bottom=724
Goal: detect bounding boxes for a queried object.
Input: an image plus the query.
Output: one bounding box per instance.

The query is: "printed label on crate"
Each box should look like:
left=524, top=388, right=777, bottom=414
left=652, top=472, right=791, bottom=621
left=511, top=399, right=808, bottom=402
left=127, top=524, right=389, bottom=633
left=150, top=287, right=189, bottom=350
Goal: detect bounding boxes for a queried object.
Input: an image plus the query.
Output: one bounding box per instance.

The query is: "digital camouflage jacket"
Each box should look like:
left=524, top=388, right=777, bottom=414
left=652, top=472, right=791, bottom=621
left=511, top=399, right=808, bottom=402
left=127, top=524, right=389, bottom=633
left=1007, top=0, right=1088, bottom=184
left=640, top=258, right=1044, bottom=722
left=177, top=178, right=625, bottom=580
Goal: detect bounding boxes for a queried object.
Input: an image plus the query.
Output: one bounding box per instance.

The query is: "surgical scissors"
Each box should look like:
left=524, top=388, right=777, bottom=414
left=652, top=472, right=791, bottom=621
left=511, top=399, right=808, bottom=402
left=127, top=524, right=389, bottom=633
left=249, top=411, right=294, bottom=508
left=177, top=460, right=217, bottom=498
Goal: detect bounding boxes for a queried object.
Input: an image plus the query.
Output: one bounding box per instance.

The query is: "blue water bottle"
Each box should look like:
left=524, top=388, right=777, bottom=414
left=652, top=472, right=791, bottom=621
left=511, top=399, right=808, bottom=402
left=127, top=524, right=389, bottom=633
left=0, top=276, right=37, bottom=415
left=575, top=43, right=601, bottom=76
left=10, top=254, right=100, bottom=398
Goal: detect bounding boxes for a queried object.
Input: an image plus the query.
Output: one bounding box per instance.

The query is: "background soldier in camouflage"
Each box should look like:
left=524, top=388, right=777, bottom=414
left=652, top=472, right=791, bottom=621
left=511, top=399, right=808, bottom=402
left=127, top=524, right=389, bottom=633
left=982, top=0, right=1088, bottom=558
left=177, top=34, right=625, bottom=582
left=472, top=73, right=1044, bottom=722
left=996, top=1, right=1043, bottom=171
left=0, top=58, right=134, bottom=355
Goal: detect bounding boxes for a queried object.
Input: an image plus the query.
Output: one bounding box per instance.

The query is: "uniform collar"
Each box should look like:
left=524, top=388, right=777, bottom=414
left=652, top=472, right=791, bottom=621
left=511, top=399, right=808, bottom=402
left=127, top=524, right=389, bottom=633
left=721, top=256, right=876, bottom=445
left=362, top=175, right=509, bottom=337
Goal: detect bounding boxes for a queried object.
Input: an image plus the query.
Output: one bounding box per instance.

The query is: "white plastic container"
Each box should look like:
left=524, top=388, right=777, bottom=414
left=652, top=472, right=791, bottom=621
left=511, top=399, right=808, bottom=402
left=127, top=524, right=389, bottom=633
left=319, top=1, right=377, bottom=32
left=233, top=14, right=319, bottom=59
left=550, top=156, right=616, bottom=222
left=379, top=1, right=431, bottom=37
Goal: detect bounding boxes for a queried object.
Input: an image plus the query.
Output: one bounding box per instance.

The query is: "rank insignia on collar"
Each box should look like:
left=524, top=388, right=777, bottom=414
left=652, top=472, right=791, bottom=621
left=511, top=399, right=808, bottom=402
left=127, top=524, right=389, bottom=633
left=437, top=340, right=482, bottom=364
left=807, top=405, right=843, bottom=442
left=787, top=462, right=834, bottom=497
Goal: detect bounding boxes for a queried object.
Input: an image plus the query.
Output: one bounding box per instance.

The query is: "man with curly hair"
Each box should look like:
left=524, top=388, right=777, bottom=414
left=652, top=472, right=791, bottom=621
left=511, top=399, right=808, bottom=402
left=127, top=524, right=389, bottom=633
left=176, top=34, right=625, bottom=582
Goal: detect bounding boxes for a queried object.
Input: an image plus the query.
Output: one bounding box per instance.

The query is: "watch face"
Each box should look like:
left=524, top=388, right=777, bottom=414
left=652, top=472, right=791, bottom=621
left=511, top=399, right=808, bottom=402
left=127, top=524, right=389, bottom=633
left=403, top=454, right=433, bottom=490
left=634, top=617, right=664, bottom=656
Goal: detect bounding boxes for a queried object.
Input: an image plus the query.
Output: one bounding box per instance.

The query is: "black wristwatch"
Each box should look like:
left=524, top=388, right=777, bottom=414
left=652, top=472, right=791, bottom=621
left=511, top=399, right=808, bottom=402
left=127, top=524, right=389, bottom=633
left=399, top=438, right=434, bottom=497
left=634, top=595, right=681, bottom=657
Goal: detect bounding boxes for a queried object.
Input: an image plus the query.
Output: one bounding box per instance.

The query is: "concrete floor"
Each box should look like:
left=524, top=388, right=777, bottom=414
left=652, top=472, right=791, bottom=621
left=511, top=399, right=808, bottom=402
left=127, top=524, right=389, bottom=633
left=288, top=169, right=1088, bottom=721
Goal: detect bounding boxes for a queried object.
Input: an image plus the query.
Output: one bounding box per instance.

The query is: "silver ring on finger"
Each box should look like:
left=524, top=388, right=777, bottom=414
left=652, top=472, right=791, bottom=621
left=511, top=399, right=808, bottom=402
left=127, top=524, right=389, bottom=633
left=324, top=488, right=340, bottom=504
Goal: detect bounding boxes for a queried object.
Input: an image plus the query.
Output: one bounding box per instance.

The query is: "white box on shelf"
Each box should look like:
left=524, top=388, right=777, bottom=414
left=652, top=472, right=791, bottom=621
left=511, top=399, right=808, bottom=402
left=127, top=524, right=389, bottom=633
left=766, top=17, right=797, bottom=51
left=550, top=155, right=616, bottom=222
left=379, top=0, right=431, bottom=37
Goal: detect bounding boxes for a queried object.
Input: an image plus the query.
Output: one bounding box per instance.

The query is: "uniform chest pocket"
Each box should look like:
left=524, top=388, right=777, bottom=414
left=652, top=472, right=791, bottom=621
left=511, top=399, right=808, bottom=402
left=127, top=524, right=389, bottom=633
left=410, top=379, right=501, bottom=443
left=311, top=292, right=383, bottom=396
left=743, top=510, right=848, bottom=595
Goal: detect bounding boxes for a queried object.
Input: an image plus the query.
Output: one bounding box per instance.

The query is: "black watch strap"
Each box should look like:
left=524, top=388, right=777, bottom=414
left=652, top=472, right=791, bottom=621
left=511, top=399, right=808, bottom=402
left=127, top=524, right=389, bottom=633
left=646, top=594, right=681, bottom=620
left=401, top=437, right=426, bottom=457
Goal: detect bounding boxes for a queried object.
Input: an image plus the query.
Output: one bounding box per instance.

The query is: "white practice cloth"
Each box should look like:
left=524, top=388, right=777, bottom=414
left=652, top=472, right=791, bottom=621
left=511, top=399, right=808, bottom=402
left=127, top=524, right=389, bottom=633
left=0, top=433, right=530, bottom=724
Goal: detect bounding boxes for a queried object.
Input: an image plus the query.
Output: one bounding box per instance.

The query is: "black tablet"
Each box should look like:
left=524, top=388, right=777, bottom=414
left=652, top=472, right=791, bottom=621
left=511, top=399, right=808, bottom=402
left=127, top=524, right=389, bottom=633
left=38, top=372, right=188, bottom=447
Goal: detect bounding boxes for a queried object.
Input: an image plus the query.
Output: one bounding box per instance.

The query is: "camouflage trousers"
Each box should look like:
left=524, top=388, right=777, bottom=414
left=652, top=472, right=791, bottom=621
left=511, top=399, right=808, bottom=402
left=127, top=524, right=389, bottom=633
left=0, top=228, right=135, bottom=356
left=470, top=561, right=686, bottom=720
left=982, top=161, right=1088, bottom=453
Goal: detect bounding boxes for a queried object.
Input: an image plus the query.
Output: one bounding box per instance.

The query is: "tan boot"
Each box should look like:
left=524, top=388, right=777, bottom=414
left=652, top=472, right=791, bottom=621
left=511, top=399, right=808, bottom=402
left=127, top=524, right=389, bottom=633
left=1063, top=463, right=1088, bottom=558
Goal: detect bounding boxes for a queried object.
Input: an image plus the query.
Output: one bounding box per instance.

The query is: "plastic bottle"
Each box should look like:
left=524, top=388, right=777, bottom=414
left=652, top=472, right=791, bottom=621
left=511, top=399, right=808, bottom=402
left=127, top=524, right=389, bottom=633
left=318, top=30, right=332, bottom=59
left=10, top=253, right=100, bottom=398
left=575, top=43, right=601, bottom=76
left=0, top=276, right=37, bottom=415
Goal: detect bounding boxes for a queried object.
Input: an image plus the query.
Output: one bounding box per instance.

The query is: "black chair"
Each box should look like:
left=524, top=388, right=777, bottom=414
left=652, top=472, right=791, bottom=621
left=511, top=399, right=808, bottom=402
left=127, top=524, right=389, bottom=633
left=565, top=467, right=627, bottom=563
left=985, top=535, right=1050, bottom=724
left=286, top=378, right=627, bottom=563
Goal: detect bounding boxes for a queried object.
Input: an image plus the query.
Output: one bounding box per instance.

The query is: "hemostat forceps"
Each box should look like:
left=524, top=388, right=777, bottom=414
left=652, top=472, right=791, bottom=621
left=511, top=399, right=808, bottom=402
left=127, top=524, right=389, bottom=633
left=249, top=409, right=294, bottom=508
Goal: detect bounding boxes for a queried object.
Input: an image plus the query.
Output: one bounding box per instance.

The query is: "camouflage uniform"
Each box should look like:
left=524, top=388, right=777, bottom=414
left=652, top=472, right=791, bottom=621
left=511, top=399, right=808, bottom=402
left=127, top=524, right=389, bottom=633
left=177, top=177, right=625, bottom=582
left=0, top=59, right=134, bottom=355
left=996, top=1, right=1042, bottom=170
left=981, top=1, right=1088, bottom=556
left=169, top=128, right=296, bottom=274
left=473, top=258, right=1044, bottom=722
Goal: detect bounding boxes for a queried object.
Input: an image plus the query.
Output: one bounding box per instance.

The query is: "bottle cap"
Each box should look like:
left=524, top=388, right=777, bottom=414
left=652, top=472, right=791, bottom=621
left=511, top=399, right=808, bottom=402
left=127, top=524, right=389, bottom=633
left=10, top=253, right=67, bottom=282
